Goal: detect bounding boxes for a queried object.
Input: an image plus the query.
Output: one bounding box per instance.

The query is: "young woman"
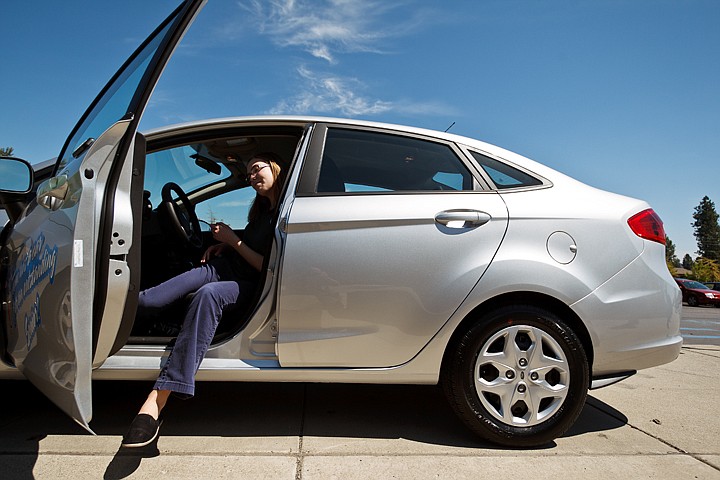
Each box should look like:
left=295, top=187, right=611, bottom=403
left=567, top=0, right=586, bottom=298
left=121, top=152, right=283, bottom=448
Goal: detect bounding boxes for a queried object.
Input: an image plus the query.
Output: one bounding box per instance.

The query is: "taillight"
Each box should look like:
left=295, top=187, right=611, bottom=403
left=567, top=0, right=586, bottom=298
left=628, top=209, right=665, bottom=244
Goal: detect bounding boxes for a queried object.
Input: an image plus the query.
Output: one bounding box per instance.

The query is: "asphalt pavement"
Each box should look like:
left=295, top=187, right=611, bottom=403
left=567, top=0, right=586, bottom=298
left=681, top=305, right=720, bottom=345
left=1, top=306, right=718, bottom=479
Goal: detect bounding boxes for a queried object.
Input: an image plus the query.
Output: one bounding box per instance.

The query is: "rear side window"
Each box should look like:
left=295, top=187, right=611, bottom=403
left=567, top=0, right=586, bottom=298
left=470, top=151, right=542, bottom=189
left=317, top=128, right=474, bottom=193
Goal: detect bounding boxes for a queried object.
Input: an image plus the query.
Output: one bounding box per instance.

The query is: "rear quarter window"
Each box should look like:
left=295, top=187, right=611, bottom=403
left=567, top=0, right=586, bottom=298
left=470, top=151, right=543, bottom=189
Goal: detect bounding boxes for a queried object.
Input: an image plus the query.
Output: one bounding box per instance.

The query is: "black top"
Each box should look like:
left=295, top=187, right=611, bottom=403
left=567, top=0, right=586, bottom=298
left=216, top=206, right=275, bottom=283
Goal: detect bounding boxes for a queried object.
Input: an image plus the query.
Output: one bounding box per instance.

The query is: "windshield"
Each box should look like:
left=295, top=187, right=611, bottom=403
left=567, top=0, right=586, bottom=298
left=145, top=144, right=256, bottom=229
left=684, top=280, right=711, bottom=290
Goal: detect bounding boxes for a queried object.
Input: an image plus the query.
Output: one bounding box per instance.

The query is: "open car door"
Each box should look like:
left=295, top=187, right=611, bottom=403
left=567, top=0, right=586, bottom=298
left=0, top=0, right=206, bottom=432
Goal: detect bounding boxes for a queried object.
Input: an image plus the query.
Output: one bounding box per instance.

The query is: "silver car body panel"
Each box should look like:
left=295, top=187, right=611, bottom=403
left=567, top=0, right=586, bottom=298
left=277, top=192, right=508, bottom=367
left=4, top=119, right=132, bottom=431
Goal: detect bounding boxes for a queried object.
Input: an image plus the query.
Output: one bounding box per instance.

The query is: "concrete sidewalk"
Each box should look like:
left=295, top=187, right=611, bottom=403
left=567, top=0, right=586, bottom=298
left=1, top=345, right=718, bottom=479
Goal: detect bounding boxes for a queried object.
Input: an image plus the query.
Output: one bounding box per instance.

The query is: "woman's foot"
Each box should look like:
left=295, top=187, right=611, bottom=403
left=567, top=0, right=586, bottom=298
left=121, top=414, right=162, bottom=448
left=121, top=389, right=170, bottom=448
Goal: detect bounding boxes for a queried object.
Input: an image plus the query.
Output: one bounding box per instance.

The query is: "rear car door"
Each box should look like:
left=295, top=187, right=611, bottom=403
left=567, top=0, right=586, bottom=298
left=0, top=0, right=205, bottom=431
left=277, top=124, right=509, bottom=367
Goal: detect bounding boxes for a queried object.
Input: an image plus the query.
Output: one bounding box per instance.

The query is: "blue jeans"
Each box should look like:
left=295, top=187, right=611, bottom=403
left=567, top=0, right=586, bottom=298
left=138, top=260, right=255, bottom=397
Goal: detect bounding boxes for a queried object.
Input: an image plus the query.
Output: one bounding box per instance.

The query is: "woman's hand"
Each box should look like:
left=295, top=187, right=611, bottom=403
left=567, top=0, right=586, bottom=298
left=201, top=222, right=239, bottom=263
left=200, top=243, right=227, bottom=263
left=209, top=222, right=264, bottom=272
left=211, top=222, right=240, bottom=246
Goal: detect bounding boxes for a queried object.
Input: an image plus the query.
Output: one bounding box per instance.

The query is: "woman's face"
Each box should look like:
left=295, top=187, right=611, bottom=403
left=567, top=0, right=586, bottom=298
left=246, top=158, right=275, bottom=196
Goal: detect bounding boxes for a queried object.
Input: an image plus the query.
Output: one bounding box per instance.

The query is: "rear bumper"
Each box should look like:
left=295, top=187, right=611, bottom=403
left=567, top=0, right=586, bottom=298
left=572, top=248, right=682, bottom=376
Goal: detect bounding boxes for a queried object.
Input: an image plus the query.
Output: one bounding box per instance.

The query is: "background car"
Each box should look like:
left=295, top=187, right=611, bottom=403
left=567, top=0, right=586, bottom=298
left=0, top=0, right=682, bottom=448
left=675, top=278, right=720, bottom=307
left=703, top=281, right=720, bottom=292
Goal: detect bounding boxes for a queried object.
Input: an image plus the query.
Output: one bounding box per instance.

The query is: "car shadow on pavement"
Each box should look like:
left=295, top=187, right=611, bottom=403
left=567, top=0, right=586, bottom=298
left=0, top=380, right=629, bottom=479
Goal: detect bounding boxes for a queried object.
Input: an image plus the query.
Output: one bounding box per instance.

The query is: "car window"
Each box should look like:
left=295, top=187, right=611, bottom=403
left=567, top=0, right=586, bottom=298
left=469, top=151, right=543, bottom=190
left=683, top=280, right=710, bottom=290
left=145, top=145, right=254, bottom=230
left=195, top=188, right=256, bottom=229
left=317, top=128, right=474, bottom=193
left=56, top=20, right=175, bottom=173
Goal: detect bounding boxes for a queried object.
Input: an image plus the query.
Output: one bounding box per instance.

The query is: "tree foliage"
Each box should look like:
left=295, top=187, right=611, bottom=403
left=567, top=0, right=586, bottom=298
left=665, top=235, right=680, bottom=268
left=0, top=146, right=14, bottom=156
left=692, top=196, right=720, bottom=261
left=691, top=257, right=720, bottom=282
left=682, top=254, right=694, bottom=271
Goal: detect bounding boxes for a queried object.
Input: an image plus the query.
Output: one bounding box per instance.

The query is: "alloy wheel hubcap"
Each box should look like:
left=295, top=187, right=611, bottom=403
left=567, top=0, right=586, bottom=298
left=474, top=325, right=570, bottom=426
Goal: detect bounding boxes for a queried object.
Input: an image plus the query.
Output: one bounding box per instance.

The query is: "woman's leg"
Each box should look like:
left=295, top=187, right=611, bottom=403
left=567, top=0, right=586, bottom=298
left=153, top=280, right=243, bottom=397
left=138, top=263, right=221, bottom=311
left=123, top=279, right=255, bottom=446
left=138, top=389, right=171, bottom=419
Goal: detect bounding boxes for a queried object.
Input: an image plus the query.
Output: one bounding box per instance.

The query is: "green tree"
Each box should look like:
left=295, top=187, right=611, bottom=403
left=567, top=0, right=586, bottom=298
left=682, top=254, right=694, bottom=271
left=665, top=235, right=680, bottom=268
left=0, top=146, right=14, bottom=156
left=691, top=257, right=720, bottom=282
left=692, top=196, right=720, bottom=261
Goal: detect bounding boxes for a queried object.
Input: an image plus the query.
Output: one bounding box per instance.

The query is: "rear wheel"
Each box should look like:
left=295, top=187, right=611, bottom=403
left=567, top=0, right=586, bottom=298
left=442, top=305, right=589, bottom=447
left=687, top=296, right=698, bottom=307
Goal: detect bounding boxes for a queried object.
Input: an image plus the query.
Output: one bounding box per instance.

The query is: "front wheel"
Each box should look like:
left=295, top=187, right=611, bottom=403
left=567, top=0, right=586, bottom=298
left=442, top=305, right=589, bottom=447
left=687, top=296, right=698, bottom=307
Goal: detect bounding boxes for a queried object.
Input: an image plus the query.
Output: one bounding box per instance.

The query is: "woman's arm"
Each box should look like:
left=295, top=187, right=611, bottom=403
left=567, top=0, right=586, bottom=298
left=211, top=222, right=264, bottom=271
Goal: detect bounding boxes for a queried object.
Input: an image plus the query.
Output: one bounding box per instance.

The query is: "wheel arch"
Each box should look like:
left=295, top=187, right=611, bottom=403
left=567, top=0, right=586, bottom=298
left=441, top=291, right=594, bottom=381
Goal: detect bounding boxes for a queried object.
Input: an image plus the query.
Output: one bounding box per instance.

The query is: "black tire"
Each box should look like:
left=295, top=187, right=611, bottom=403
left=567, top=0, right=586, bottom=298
left=442, top=305, right=589, bottom=447
left=687, top=296, right=698, bottom=307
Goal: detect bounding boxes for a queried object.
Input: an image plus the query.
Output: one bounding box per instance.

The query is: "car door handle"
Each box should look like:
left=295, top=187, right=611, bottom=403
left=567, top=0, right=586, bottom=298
left=435, top=210, right=491, bottom=228
left=37, top=175, right=69, bottom=211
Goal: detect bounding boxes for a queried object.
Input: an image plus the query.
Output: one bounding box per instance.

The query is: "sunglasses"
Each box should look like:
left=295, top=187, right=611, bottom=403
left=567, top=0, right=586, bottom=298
left=245, top=163, right=269, bottom=182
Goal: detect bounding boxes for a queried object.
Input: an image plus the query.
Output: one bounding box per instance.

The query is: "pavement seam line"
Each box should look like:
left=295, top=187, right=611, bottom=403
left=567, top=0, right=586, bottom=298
left=585, top=400, right=682, bottom=452
left=0, top=451, right=711, bottom=458
left=585, top=399, right=716, bottom=466
left=681, top=346, right=720, bottom=359
left=295, top=383, right=307, bottom=480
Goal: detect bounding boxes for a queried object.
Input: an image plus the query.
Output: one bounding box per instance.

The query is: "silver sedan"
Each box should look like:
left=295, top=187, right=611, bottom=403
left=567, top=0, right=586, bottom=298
left=0, top=0, right=681, bottom=447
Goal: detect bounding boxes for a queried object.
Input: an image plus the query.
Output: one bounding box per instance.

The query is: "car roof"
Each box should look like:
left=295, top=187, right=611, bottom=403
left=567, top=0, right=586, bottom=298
left=142, top=115, right=576, bottom=186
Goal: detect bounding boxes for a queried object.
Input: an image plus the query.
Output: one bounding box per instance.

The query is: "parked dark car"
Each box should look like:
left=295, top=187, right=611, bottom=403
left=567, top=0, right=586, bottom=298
left=704, top=281, right=720, bottom=292
left=675, top=278, right=720, bottom=307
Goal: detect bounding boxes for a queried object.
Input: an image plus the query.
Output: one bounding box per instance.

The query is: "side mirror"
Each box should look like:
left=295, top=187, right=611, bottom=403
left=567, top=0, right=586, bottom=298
left=0, top=157, right=34, bottom=194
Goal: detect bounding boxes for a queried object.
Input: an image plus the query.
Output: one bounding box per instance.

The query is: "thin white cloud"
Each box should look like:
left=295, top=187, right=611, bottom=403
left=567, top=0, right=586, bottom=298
left=268, top=66, right=391, bottom=116
left=217, top=200, right=253, bottom=208
left=235, top=0, right=422, bottom=63
left=267, top=66, right=456, bottom=118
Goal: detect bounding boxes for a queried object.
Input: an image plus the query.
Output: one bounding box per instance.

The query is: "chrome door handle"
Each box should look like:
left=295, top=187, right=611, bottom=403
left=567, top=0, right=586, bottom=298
left=37, top=175, right=69, bottom=211
left=435, top=210, right=491, bottom=227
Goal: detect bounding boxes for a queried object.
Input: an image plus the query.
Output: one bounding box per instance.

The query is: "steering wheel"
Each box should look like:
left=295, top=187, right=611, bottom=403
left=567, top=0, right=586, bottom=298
left=161, top=182, right=203, bottom=248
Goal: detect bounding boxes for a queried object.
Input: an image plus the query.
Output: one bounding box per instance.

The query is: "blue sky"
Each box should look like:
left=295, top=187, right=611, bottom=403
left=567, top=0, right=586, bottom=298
left=2, top=0, right=719, bottom=259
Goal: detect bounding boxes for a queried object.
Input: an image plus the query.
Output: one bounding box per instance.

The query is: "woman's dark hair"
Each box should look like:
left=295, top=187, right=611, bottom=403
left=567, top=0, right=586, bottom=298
left=248, top=152, right=283, bottom=222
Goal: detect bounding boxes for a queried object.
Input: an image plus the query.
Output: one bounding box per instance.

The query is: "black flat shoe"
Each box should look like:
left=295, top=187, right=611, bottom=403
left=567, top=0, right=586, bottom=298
left=121, top=413, right=162, bottom=448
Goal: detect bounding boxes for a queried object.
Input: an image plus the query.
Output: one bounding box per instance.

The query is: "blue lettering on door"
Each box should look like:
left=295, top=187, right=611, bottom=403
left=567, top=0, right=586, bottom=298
left=24, top=293, right=42, bottom=349
left=9, top=233, right=58, bottom=326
